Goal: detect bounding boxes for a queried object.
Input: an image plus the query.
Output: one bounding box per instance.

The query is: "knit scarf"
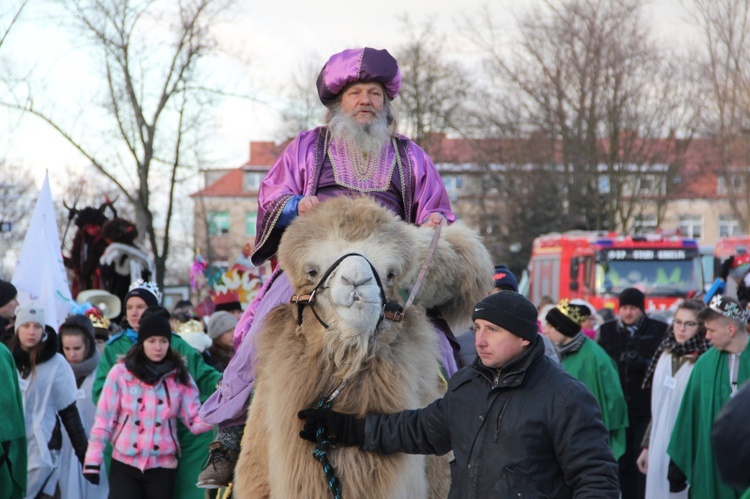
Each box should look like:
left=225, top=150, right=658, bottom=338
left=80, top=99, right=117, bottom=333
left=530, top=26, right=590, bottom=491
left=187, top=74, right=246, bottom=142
left=557, top=332, right=587, bottom=361
left=619, top=314, right=644, bottom=337
left=126, top=355, right=176, bottom=385
left=70, top=348, right=100, bottom=387
left=642, top=330, right=712, bottom=389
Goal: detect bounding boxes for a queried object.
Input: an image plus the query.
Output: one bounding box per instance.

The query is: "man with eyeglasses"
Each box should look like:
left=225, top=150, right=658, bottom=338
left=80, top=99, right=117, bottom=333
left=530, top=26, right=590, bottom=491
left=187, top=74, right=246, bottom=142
left=598, top=287, right=668, bottom=499
left=668, top=295, right=750, bottom=499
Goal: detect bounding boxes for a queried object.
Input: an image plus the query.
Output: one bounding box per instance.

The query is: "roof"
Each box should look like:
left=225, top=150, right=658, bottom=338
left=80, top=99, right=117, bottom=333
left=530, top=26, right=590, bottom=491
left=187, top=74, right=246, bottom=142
left=192, top=140, right=289, bottom=198
left=192, top=168, right=248, bottom=198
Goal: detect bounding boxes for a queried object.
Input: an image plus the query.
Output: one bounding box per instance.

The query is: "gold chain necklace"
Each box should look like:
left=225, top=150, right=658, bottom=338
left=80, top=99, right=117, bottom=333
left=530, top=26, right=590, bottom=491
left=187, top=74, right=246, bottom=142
left=344, top=140, right=380, bottom=181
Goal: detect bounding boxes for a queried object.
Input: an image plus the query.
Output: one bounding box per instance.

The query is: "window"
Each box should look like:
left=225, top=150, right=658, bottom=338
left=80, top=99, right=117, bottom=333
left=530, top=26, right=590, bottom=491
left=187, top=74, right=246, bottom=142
left=245, top=211, right=257, bottom=237
left=719, top=214, right=742, bottom=238
left=598, top=175, right=611, bottom=194
left=208, top=211, right=230, bottom=235
left=679, top=214, right=703, bottom=240
left=638, top=176, right=653, bottom=192
left=243, top=172, right=264, bottom=192
left=633, top=214, right=657, bottom=233
left=442, top=175, right=465, bottom=201
left=636, top=174, right=666, bottom=196
left=717, top=174, right=745, bottom=195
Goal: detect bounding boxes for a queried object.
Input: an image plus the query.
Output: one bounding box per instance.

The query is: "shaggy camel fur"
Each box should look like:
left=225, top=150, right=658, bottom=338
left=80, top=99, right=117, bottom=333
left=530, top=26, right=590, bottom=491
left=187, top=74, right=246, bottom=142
left=233, top=196, right=493, bottom=499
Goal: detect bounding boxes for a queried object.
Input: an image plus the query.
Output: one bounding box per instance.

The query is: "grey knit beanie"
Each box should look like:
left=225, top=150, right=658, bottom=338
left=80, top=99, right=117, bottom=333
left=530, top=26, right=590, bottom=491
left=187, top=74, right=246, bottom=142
left=208, top=311, right=238, bottom=340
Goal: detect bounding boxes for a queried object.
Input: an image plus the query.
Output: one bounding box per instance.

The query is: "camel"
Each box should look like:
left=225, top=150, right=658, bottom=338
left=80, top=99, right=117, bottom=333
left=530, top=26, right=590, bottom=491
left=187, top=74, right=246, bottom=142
left=233, top=196, right=494, bottom=498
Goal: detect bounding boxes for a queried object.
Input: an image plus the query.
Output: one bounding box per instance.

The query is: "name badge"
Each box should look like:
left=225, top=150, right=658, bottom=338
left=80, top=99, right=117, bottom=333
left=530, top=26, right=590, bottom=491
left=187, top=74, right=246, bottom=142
left=663, top=376, right=678, bottom=390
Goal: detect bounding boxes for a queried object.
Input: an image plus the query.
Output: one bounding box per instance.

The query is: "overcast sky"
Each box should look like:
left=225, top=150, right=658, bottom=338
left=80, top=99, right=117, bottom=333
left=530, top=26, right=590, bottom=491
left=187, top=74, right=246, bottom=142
left=1, top=0, right=693, bottom=189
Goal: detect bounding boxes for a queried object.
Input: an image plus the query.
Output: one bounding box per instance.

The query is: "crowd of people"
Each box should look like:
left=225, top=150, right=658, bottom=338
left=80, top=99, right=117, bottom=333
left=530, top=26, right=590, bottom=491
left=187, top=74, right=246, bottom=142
left=0, top=277, right=240, bottom=498
left=0, top=45, right=749, bottom=499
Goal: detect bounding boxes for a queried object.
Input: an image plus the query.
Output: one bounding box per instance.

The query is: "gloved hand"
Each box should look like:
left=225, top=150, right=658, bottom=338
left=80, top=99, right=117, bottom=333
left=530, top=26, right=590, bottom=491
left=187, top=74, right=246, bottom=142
left=720, top=256, right=735, bottom=281
left=667, top=460, right=687, bottom=492
left=298, top=407, right=365, bottom=446
left=83, top=464, right=100, bottom=485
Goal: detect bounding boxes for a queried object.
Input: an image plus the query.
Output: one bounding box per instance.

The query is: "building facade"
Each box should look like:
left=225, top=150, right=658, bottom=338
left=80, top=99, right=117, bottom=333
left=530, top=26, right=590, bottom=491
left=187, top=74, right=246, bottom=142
left=192, top=134, right=746, bottom=273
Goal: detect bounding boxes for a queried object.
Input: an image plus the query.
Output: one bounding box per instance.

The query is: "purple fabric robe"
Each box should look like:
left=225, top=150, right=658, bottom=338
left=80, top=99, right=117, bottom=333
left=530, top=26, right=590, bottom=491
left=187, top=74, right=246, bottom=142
left=199, top=127, right=457, bottom=426
left=250, top=126, right=455, bottom=267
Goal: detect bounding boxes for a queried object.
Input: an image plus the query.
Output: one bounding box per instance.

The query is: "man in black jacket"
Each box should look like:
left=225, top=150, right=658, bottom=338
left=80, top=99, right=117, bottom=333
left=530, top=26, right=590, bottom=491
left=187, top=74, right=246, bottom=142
left=598, top=287, right=668, bottom=499
left=299, top=292, right=620, bottom=498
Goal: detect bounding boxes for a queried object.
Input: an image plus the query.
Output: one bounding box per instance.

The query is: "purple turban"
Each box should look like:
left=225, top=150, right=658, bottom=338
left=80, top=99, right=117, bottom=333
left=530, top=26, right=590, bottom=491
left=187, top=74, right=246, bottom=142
left=316, top=47, right=401, bottom=106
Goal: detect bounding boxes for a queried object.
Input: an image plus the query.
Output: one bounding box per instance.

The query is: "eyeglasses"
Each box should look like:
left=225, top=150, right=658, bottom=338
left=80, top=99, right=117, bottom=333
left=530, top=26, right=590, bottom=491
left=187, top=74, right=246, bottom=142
left=673, top=320, right=698, bottom=329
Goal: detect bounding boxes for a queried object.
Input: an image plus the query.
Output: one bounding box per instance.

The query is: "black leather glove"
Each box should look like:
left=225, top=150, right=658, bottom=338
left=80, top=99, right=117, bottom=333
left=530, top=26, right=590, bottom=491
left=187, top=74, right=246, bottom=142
left=83, top=464, right=100, bottom=485
left=298, top=407, right=365, bottom=446
left=721, top=256, right=735, bottom=281
left=668, top=460, right=687, bottom=492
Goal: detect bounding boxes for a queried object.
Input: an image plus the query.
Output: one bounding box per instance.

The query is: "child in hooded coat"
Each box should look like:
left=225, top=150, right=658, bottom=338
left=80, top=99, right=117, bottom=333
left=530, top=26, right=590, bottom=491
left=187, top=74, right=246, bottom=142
left=58, top=314, right=109, bottom=498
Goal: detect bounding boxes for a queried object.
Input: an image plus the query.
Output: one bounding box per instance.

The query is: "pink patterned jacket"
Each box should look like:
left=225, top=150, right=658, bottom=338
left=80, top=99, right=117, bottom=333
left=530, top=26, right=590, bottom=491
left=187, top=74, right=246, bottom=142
left=84, top=361, right=212, bottom=473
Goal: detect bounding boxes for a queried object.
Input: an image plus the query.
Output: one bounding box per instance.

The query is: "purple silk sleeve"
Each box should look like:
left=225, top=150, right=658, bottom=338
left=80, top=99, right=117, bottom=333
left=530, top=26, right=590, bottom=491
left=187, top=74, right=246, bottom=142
left=403, top=136, right=456, bottom=226
left=251, top=129, right=321, bottom=266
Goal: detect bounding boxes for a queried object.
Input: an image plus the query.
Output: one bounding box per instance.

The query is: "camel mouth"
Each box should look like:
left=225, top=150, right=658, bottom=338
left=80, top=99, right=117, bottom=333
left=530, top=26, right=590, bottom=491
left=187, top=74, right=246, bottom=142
left=332, top=287, right=383, bottom=309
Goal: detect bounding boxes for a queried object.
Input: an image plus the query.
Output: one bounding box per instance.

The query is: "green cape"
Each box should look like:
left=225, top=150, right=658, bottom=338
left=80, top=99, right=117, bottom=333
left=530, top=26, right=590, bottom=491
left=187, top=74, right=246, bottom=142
left=668, top=342, right=750, bottom=499
left=561, top=337, right=629, bottom=459
left=0, top=342, right=27, bottom=498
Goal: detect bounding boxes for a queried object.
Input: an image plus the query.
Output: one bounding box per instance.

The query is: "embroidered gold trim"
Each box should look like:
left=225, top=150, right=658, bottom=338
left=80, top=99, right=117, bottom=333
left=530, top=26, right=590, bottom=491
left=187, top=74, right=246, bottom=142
left=328, top=137, right=398, bottom=193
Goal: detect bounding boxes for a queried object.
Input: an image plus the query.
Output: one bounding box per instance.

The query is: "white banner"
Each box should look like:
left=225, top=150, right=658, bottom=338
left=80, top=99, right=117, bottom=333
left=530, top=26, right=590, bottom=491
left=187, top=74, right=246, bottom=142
left=12, top=172, right=72, bottom=328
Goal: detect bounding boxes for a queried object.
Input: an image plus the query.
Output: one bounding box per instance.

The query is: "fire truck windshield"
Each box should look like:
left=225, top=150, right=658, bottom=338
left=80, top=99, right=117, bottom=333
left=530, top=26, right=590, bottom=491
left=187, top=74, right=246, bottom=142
left=595, top=258, right=702, bottom=297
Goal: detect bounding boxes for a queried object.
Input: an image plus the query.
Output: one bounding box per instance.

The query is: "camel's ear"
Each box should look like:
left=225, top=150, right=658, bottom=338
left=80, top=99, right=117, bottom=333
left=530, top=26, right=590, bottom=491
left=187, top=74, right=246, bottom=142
left=409, top=222, right=494, bottom=333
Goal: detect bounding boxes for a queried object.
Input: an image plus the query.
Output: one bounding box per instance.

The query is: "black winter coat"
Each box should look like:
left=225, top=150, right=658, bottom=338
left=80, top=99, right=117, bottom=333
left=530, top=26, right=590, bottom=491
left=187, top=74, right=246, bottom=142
left=598, top=315, right=668, bottom=419
left=364, top=337, right=620, bottom=498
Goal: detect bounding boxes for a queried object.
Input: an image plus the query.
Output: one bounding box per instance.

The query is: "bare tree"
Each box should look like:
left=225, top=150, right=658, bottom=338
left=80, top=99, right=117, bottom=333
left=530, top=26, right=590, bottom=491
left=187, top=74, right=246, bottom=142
left=463, top=1, right=697, bottom=245
left=683, top=0, right=750, bottom=231
left=1, top=0, right=237, bottom=288
left=0, top=0, right=29, bottom=51
left=275, top=54, right=325, bottom=141
left=394, top=17, right=475, bottom=154
left=0, top=159, right=36, bottom=277
left=54, top=166, right=128, bottom=252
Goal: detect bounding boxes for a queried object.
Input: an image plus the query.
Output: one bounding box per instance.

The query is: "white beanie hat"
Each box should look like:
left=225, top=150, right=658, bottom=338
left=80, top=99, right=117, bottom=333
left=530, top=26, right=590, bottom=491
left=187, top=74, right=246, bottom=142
left=15, top=306, right=45, bottom=331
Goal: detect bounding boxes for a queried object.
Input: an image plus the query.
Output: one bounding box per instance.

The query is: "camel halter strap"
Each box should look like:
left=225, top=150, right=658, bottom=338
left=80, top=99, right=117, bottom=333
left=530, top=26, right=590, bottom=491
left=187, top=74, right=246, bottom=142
left=312, top=379, right=349, bottom=499
left=291, top=253, right=387, bottom=329
left=384, top=224, right=442, bottom=322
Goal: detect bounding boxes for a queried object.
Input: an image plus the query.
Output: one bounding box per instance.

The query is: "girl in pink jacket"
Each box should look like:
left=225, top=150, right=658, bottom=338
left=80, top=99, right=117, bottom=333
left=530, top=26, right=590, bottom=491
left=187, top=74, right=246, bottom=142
left=83, top=308, right=212, bottom=498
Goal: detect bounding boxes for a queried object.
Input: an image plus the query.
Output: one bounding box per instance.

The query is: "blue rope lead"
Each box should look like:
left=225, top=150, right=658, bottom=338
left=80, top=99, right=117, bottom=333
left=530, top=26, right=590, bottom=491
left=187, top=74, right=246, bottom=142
left=313, top=398, right=343, bottom=499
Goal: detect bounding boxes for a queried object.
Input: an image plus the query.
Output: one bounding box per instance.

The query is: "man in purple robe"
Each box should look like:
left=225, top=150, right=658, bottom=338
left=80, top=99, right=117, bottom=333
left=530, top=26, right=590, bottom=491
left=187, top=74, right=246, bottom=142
left=196, top=47, right=457, bottom=489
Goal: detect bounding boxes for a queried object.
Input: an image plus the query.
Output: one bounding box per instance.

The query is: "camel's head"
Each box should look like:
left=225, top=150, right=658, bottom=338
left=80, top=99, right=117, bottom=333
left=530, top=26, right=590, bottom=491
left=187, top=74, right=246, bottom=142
left=278, top=196, right=494, bottom=372
left=278, top=197, right=418, bottom=362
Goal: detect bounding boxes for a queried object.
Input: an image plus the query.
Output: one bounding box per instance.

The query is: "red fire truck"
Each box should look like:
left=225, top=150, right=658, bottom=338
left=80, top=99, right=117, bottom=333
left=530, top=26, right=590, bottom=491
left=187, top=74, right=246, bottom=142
left=527, top=231, right=703, bottom=311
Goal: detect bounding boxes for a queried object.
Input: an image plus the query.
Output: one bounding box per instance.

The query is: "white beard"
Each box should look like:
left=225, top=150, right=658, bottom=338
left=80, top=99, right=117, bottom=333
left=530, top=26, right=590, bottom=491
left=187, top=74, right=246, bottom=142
left=328, top=104, right=391, bottom=157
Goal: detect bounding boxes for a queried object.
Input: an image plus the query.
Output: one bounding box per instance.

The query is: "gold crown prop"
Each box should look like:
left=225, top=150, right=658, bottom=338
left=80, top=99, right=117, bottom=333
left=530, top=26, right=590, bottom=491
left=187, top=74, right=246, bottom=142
left=177, top=319, right=205, bottom=334
left=556, top=298, right=591, bottom=325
